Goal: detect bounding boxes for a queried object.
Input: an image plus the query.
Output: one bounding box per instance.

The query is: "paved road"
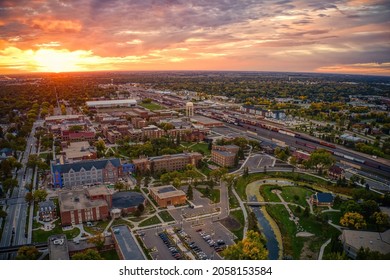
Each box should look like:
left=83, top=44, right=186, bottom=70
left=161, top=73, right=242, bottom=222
left=0, top=120, right=42, bottom=259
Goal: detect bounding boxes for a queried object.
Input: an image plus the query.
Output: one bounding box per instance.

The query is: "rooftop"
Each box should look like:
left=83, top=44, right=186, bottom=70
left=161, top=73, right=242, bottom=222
left=190, top=115, right=223, bottom=125
left=58, top=188, right=108, bottom=211
left=86, top=185, right=112, bottom=197
left=112, top=225, right=145, bottom=260
left=86, top=99, right=137, bottom=107
left=149, top=185, right=186, bottom=199
left=112, top=191, right=145, bottom=209
left=342, top=229, right=390, bottom=255
left=62, top=141, right=95, bottom=160
left=52, top=158, right=121, bottom=173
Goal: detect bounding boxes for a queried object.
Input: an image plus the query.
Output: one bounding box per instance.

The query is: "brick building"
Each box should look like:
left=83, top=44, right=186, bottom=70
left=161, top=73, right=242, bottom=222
left=211, top=144, right=239, bottom=167
left=38, top=200, right=57, bottom=222
left=58, top=186, right=112, bottom=226
left=133, top=152, right=202, bottom=174
left=149, top=185, right=186, bottom=207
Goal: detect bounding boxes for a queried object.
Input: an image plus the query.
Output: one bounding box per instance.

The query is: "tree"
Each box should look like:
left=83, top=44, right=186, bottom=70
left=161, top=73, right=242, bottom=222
left=160, top=173, right=172, bottom=185
left=2, top=178, right=18, bottom=193
left=16, top=246, right=39, bottom=260
left=27, top=154, right=40, bottom=168
left=33, top=189, right=48, bottom=202
left=71, top=249, right=103, bottom=260
left=187, top=184, right=193, bottom=200
left=223, top=230, right=268, bottom=260
left=0, top=209, right=7, bottom=219
left=340, top=212, right=366, bottom=229
left=114, top=181, right=125, bottom=192
left=172, top=177, right=181, bottom=189
left=306, top=149, right=335, bottom=173
left=88, top=234, right=105, bottom=250
left=371, top=212, right=389, bottom=228
left=323, top=252, right=348, bottom=260
left=25, top=192, right=34, bottom=204
left=137, top=203, right=145, bottom=214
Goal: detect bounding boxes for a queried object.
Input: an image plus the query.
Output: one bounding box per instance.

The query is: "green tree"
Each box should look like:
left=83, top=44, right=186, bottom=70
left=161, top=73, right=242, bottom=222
left=307, top=149, right=335, bottom=173
left=223, top=230, right=268, bottom=260
left=2, top=178, right=18, bottom=193
left=0, top=209, right=7, bottom=219
left=172, top=177, right=181, bottom=189
left=71, top=249, right=103, bottom=260
left=16, top=246, right=39, bottom=260
left=114, top=181, right=125, bottom=191
left=33, top=189, right=48, bottom=202
left=371, top=212, right=389, bottom=228
left=25, top=192, right=34, bottom=204
left=187, top=185, right=193, bottom=200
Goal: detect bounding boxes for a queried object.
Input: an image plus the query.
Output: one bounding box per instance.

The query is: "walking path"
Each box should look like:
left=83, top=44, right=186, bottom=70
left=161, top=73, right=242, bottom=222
left=318, top=238, right=331, bottom=260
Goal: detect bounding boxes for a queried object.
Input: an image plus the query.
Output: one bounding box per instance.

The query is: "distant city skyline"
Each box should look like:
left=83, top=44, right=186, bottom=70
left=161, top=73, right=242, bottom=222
left=0, top=0, right=389, bottom=75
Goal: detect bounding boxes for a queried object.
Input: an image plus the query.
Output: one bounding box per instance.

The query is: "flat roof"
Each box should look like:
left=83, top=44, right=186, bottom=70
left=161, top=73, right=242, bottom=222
left=86, top=99, right=137, bottom=106
left=45, top=115, right=83, bottom=121
left=190, top=115, right=223, bottom=125
left=342, top=229, right=390, bottom=255
left=150, top=185, right=186, bottom=199
left=86, top=185, right=112, bottom=197
left=112, top=225, right=145, bottom=260
left=58, top=189, right=108, bottom=211
left=63, top=141, right=95, bottom=159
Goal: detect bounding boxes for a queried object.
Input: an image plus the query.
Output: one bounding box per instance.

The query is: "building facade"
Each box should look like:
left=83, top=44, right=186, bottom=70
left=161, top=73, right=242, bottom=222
left=211, top=144, right=239, bottom=167
left=51, top=158, right=123, bottom=188
left=149, top=185, right=186, bottom=207
left=133, top=152, right=202, bottom=174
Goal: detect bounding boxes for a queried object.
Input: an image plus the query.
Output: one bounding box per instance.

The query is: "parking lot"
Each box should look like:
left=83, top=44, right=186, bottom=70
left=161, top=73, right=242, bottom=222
left=242, top=153, right=275, bottom=171
left=137, top=184, right=235, bottom=260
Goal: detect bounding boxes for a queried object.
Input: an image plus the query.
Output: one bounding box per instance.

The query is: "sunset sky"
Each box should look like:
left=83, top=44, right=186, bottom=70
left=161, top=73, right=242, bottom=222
left=0, top=0, right=389, bottom=75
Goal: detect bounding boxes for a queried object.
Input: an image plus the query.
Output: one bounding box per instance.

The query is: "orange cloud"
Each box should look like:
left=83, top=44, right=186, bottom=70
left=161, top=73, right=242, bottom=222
left=29, top=18, right=82, bottom=32
left=316, top=63, right=390, bottom=76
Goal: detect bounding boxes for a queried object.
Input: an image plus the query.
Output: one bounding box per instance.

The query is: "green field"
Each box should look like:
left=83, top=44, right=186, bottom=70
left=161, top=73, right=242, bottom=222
left=260, top=185, right=282, bottom=202
left=279, top=186, right=314, bottom=208
left=139, top=102, right=165, bottom=111
left=159, top=210, right=175, bottom=222
left=229, top=209, right=245, bottom=240
left=139, top=215, right=161, bottom=227
left=189, top=142, right=210, bottom=155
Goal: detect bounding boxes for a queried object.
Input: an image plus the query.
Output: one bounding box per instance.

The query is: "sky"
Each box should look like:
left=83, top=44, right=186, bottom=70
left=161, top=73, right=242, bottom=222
left=0, top=0, right=389, bottom=75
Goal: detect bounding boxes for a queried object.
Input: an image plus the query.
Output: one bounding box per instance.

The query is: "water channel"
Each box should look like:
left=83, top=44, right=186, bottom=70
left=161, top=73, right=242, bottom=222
left=249, top=195, right=280, bottom=260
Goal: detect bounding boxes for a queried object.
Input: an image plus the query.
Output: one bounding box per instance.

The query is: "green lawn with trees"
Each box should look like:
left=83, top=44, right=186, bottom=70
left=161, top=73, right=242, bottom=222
left=138, top=215, right=161, bottom=227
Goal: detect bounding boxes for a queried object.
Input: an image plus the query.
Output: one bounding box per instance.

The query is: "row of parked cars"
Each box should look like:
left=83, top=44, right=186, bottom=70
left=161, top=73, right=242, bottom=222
left=158, top=232, right=182, bottom=260
left=175, top=228, right=210, bottom=260
left=199, top=230, right=226, bottom=253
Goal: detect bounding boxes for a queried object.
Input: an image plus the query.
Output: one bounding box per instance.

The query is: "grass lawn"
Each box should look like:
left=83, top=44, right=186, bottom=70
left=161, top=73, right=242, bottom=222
left=159, top=210, right=175, bottom=222
left=229, top=209, right=245, bottom=241
left=266, top=203, right=341, bottom=259
left=195, top=187, right=220, bottom=203
left=199, top=165, right=211, bottom=176
left=229, top=191, right=240, bottom=208
left=111, top=218, right=134, bottom=228
left=83, top=220, right=110, bottom=235
left=32, top=220, right=80, bottom=243
left=138, top=215, right=161, bottom=227
left=139, top=102, right=165, bottom=111
left=322, top=211, right=343, bottom=225
left=279, top=186, right=314, bottom=208
left=260, top=185, right=282, bottom=202
left=189, top=142, right=210, bottom=155
left=100, top=249, right=120, bottom=260
left=235, top=172, right=349, bottom=200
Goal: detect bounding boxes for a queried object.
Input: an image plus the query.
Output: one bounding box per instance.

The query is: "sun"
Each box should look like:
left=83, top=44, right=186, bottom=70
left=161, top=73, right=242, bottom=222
left=33, top=49, right=85, bottom=72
